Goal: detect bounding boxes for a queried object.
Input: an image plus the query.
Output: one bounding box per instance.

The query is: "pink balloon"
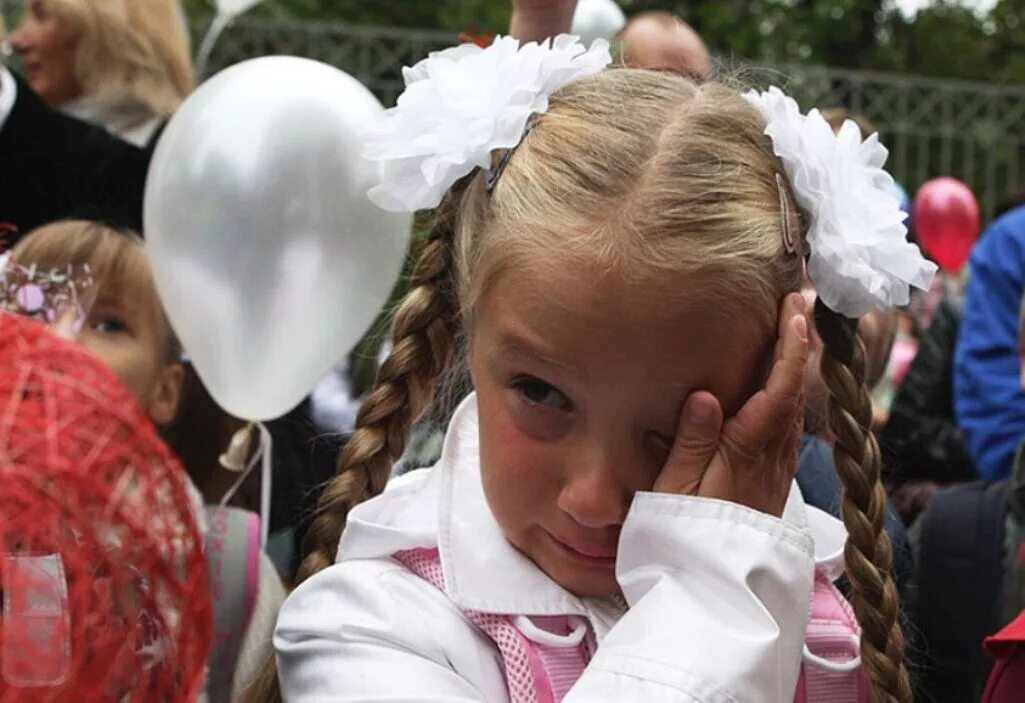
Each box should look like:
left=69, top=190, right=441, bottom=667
left=912, top=177, right=980, bottom=273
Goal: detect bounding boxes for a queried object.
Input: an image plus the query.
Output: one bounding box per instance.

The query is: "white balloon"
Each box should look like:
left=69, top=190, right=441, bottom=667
left=571, top=0, right=626, bottom=46
left=214, top=0, right=263, bottom=17
left=145, top=57, right=411, bottom=420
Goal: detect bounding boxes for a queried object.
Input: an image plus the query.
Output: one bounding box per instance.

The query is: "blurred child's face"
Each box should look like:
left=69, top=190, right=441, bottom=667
left=800, top=276, right=896, bottom=437
left=468, top=258, right=773, bottom=597
left=78, top=292, right=182, bottom=426
left=10, top=0, right=81, bottom=107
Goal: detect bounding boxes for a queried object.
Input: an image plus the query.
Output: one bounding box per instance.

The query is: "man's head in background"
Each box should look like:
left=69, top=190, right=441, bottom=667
left=619, top=11, right=711, bottom=81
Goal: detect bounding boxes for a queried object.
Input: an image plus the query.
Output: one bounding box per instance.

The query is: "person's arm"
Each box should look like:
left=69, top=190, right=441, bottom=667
left=568, top=293, right=813, bottom=701
left=509, top=0, right=577, bottom=42
left=276, top=495, right=814, bottom=702
left=954, top=219, right=1025, bottom=480
left=566, top=491, right=814, bottom=702
left=276, top=561, right=505, bottom=701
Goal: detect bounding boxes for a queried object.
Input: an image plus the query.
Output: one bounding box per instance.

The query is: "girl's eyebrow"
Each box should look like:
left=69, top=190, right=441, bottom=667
left=90, top=294, right=141, bottom=317
left=490, top=333, right=578, bottom=375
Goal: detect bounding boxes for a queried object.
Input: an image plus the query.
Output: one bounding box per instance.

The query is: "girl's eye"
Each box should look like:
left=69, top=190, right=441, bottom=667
left=514, top=377, right=570, bottom=410
left=646, top=431, right=674, bottom=458
left=92, top=317, right=128, bottom=334
left=31, top=0, right=49, bottom=20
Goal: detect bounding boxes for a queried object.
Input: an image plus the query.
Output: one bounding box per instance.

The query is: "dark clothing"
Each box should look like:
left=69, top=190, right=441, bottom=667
left=796, top=434, right=914, bottom=591
left=908, top=444, right=1025, bottom=703
left=882, top=298, right=976, bottom=485
left=914, top=479, right=1010, bottom=703
left=0, top=73, right=150, bottom=242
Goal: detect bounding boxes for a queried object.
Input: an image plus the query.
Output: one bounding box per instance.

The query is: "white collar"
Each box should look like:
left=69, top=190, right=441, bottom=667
left=338, top=393, right=846, bottom=614
left=339, top=394, right=620, bottom=624
left=0, top=66, right=17, bottom=134
left=60, top=95, right=161, bottom=147
left=437, top=395, right=604, bottom=617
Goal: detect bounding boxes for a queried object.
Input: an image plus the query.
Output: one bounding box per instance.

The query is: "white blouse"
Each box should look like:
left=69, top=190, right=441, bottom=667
left=275, top=394, right=847, bottom=702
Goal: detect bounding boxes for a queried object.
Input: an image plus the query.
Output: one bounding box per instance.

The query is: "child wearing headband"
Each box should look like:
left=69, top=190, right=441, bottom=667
left=7, top=220, right=285, bottom=702
left=261, top=36, right=934, bottom=703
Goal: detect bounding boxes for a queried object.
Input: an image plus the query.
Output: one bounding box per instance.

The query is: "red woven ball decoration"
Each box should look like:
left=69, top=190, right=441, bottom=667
left=0, top=313, right=212, bottom=702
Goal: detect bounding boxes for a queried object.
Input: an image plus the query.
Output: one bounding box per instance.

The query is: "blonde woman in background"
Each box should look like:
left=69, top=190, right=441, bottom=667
left=10, top=0, right=193, bottom=147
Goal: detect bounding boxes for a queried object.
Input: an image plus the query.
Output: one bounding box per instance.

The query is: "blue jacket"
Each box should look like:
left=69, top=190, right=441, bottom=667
left=953, top=205, right=1025, bottom=480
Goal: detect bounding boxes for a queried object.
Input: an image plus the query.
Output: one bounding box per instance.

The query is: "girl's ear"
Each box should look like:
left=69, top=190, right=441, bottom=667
left=148, top=362, right=185, bottom=427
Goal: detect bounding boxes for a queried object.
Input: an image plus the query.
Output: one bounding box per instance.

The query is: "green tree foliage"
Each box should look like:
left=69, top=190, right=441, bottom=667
left=183, top=0, right=512, bottom=32
left=182, top=0, right=1025, bottom=82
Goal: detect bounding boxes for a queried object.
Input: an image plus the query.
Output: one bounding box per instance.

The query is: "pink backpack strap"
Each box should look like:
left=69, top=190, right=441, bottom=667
left=794, top=576, right=870, bottom=703
left=205, top=506, right=262, bottom=703
left=398, top=550, right=865, bottom=702
left=394, top=548, right=588, bottom=703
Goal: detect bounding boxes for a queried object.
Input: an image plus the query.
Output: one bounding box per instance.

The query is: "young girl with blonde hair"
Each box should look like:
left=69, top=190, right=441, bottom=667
left=259, top=36, right=935, bottom=703
left=8, top=221, right=285, bottom=703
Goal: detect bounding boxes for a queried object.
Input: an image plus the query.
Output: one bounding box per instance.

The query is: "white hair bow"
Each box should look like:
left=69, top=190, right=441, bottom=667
left=745, top=87, right=937, bottom=318
left=364, top=34, right=612, bottom=213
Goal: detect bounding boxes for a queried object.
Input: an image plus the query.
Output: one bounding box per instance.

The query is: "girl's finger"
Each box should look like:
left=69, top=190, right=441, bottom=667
left=725, top=307, right=809, bottom=456
left=654, top=391, right=723, bottom=494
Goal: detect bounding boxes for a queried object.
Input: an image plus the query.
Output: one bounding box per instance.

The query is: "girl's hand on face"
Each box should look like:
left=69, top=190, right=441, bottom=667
left=653, top=293, right=809, bottom=517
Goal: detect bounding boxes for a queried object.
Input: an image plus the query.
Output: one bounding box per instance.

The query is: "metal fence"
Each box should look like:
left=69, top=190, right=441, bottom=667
left=196, top=18, right=1025, bottom=219
left=4, top=3, right=1025, bottom=219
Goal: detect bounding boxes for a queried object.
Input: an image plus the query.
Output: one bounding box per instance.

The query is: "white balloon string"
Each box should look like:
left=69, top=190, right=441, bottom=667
left=258, top=422, right=273, bottom=549
left=217, top=421, right=273, bottom=549
left=195, top=12, right=233, bottom=79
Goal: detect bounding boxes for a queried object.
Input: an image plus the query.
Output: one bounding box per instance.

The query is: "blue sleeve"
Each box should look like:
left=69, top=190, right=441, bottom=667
left=953, top=211, right=1025, bottom=480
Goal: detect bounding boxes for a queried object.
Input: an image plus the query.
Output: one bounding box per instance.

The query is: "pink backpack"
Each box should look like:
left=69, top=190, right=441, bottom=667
left=794, top=575, right=870, bottom=702
left=395, top=549, right=867, bottom=703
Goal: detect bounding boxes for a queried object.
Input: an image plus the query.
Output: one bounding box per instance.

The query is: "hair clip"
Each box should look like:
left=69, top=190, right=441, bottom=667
left=776, top=173, right=798, bottom=256
left=486, top=115, right=541, bottom=194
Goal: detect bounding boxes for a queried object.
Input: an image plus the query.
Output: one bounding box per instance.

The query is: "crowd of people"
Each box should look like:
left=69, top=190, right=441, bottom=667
left=2, top=0, right=1025, bottom=701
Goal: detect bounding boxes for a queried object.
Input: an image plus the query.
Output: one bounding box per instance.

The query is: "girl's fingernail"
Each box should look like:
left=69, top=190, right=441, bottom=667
left=687, top=396, right=713, bottom=424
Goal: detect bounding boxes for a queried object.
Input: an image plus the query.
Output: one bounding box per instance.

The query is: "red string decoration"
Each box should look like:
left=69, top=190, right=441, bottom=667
left=0, top=313, right=212, bottom=702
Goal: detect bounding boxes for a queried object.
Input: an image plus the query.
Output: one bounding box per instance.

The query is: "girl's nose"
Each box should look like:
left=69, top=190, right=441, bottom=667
left=556, top=451, right=632, bottom=530
left=9, top=22, right=30, bottom=53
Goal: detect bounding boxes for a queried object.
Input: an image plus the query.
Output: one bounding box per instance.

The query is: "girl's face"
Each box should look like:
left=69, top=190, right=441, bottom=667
left=11, top=0, right=81, bottom=107
left=468, top=258, right=774, bottom=597
left=78, top=289, right=183, bottom=427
